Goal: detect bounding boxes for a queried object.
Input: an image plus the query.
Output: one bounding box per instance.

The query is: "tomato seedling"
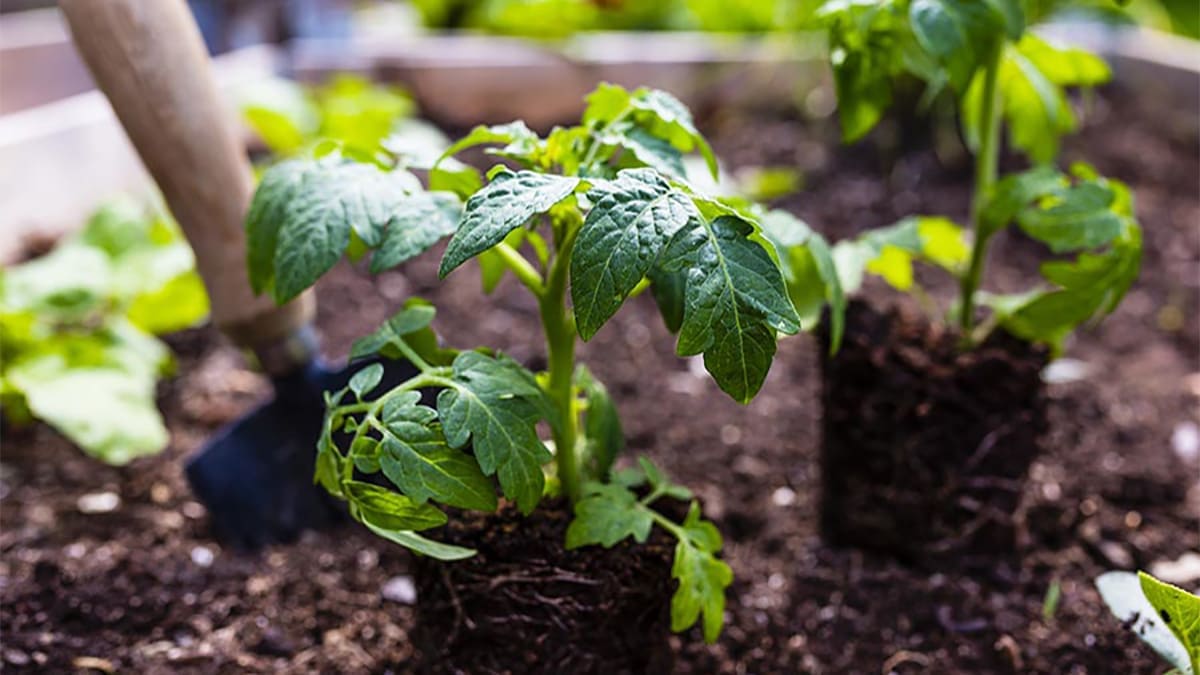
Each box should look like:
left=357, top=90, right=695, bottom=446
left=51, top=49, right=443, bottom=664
left=245, top=83, right=832, bottom=642
left=789, top=0, right=1142, bottom=351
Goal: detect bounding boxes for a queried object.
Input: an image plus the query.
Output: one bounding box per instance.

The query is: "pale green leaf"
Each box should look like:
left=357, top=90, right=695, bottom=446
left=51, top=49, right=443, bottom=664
left=345, top=480, right=447, bottom=531
left=565, top=481, right=652, bottom=548
left=670, top=502, right=732, bottom=644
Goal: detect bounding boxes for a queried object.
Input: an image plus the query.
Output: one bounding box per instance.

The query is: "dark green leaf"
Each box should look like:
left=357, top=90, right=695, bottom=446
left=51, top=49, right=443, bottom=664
left=439, top=170, right=581, bottom=277
left=618, top=127, right=688, bottom=180
left=437, top=351, right=551, bottom=513
left=649, top=266, right=686, bottom=334
left=247, top=157, right=422, bottom=302
left=1017, top=182, right=1122, bottom=253
left=661, top=214, right=801, bottom=403
left=369, top=192, right=461, bottom=273
left=571, top=169, right=697, bottom=339
left=377, top=391, right=498, bottom=511
left=565, top=482, right=652, bottom=548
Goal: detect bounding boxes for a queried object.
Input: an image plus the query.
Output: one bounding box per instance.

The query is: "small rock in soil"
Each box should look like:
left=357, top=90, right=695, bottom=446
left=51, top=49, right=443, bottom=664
left=1171, top=421, right=1199, bottom=462
left=76, top=491, right=120, bottom=514
left=381, top=575, right=416, bottom=604
left=1149, top=551, right=1200, bottom=586
left=1097, top=541, right=1135, bottom=570
left=190, top=546, right=215, bottom=567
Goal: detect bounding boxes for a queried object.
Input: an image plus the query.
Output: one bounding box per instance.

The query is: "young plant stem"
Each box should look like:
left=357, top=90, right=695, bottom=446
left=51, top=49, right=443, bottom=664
left=540, top=220, right=583, bottom=503
left=959, top=40, right=1004, bottom=339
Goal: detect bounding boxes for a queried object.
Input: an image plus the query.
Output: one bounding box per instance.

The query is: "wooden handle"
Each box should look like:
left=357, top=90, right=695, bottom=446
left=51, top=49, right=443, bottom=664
left=59, top=0, right=313, bottom=353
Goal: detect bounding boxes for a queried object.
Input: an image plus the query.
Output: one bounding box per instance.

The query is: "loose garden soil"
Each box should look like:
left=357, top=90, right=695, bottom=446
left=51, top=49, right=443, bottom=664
left=2, top=86, right=1196, bottom=673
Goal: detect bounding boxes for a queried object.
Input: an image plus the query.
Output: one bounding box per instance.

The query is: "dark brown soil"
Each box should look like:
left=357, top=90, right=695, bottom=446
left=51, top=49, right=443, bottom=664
left=819, top=300, right=1049, bottom=562
left=412, top=501, right=674, bottom=675
left=1, top=84, right=1197, bottom=674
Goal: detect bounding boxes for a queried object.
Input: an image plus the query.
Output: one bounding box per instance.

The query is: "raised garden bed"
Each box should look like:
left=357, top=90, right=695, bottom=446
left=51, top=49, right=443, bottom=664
left=1, top=77, right=1196, bottom=672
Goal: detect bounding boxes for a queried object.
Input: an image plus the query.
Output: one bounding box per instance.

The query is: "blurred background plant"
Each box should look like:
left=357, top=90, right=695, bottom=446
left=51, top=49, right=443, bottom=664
left=0, top=201, right=209, bottom=464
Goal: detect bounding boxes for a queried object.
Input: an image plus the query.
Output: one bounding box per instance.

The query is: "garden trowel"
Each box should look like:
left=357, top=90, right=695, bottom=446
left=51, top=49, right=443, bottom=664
left=60, top=0, right=416, bottom=548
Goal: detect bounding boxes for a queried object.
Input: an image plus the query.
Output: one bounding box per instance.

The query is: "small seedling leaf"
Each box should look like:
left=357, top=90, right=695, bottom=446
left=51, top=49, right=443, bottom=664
left=565, top=482, right=653, bottom=548
left=437, top=351, right=552, bottom=514
left=671, top=502, right=733, bottom=644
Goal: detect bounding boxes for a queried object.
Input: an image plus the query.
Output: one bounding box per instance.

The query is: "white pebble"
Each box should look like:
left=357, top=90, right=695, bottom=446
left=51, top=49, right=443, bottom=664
left=76, top=492, right=120, bottom=514
left=1171, top=421, right=1199, bottom=462
left=382, top=576, right=417, bottom=604
left=772, top=486, right=796, bottom=507
left=190, top=546, right=215, bottom=567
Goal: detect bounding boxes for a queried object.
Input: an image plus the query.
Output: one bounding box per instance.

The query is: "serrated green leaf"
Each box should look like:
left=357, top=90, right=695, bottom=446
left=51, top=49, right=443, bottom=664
left=576, top=366, right=623, bottom=481
left=376, top=390, right=498, bottom=511
left=991, top=227, right=1141, bottom=352
left=671, top=502, right=732, bottom=644
left=344, top=480, right=448, bottom=531
left=247, top=157, right=423, bottom=302
left=369, top=191, right=461, bottom=273
left=571, top=169, right=697, bottom=339
left=364, top=522, right=477, bottom=561
left=628, top=88, right=718, bottom=180
left=1139, top=571, right=1200, bottom=675
left=1017, top=182, right=1123, bottom=253
left=438, top=121, right=541, bottom=166
left=983, top=166, right=1124, bottom=253
left=348, top=363, right=384, bottom=399
left=437, top=351, right=551, bottom=513
left=618, top=127, right=688, bottom=180
left=349, top=299, right=438, bottom=360
left=565, top=481, right=653, bottom=548
left=439, top=170, right=581, bottom=277
left=661, top=214, right=801, bottom=403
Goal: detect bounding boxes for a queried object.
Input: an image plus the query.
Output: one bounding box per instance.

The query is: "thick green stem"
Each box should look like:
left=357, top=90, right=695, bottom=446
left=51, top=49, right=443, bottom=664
left=494, top=242, right=546, bottom=296
left=960, top=40, right=1004, bottom=337
left=540, top=221, right=582, bottom=503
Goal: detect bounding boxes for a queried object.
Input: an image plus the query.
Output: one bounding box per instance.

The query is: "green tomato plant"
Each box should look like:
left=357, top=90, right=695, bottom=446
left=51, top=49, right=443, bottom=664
left=0, top=200, right=209, bottom=463
left=244, top=83, right=833, bottom=642
left=798, top=0, right=1142, bottom=351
